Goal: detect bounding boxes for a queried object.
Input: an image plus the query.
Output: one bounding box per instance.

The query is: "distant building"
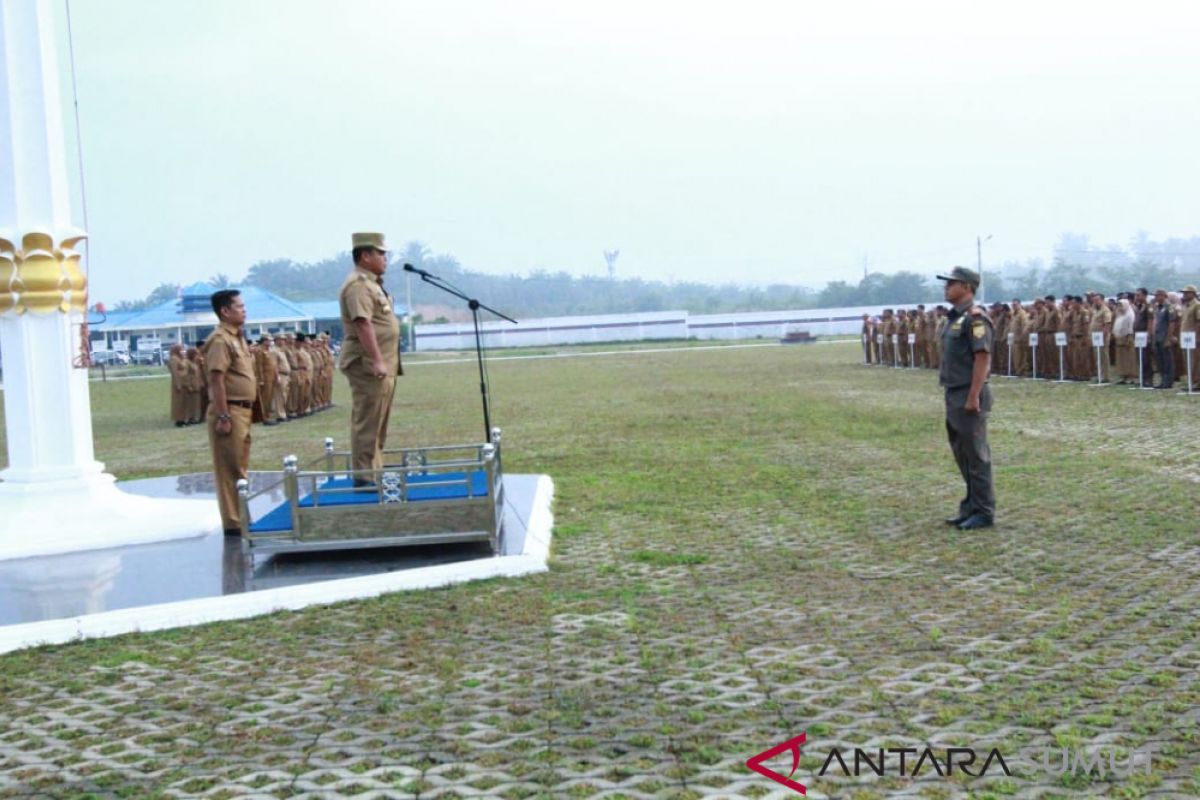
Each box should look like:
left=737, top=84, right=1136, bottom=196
left=90, top=283, right=406, bottom=355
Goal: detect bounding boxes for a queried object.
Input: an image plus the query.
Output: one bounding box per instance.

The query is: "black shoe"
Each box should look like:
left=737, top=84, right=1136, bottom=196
left=945, top=515, right=969, bottom=526
left=352, top=478, right=376, bottom=489
left=175, top=421, right=186, bottom=428
left=223, top=527, right=242, bottom=537
left=957, top=514, right=994, bottom=530
left=263, top=420, right=278, bottom=426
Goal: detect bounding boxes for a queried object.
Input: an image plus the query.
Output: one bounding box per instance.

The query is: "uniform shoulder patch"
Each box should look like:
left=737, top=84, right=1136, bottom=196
left=971, top=320, right=987, bottom=339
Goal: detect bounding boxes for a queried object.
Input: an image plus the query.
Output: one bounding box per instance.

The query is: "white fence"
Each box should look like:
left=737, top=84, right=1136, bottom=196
left=412, top=302, right=945, bottom=351
left=414, top=311, right=690, bottom=350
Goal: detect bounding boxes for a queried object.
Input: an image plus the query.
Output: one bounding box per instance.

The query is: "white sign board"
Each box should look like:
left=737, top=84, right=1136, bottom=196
left=91, top=340, right=109, bottom=352
left=1028, top=333, right=1039, bottom=346
left=1006, top=332, right=1014, bottom=345
left=1054, top=332, right=1067, bottom=347
left=1183, top=331, right=1197, bottom=350
left=891, top=334, right=899, bottom=344
left=1134, top=332, right=1149, bottom=349
left=875, top=334, right=883, bottom=344
left=1091, top=332, right=1105, bottom=347
left=907, top=334, right=916, bottom=344
left=112, top=340, right=129, bottom=353
left=137, top=337, right=161, bottom=352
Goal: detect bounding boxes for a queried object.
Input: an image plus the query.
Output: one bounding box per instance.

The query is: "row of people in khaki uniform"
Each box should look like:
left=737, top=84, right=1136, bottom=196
left=250, top=332, right=336, bottom=425
left=861, top=305, right=949, bottom=370
left=860, top=285, right=1200, bottom=390
left=169, top=331, right=336, bottom=427
left=168, top=345, right=208, bottom=426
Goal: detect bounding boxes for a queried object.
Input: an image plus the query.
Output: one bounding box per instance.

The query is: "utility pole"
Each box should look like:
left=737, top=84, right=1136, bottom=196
left=604, top=249, right=619, bottom=281
left=604, top=249, right=619, bottom=313
left=977, top=235, right=992, bottom=302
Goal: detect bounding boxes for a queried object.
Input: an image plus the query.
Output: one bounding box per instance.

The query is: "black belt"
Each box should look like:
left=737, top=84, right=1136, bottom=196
left=228, top=400, right=254, bottom=409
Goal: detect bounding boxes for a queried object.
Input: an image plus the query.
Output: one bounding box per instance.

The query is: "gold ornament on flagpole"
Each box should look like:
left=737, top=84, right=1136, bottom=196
left=0, top=229, right=88, bottom=314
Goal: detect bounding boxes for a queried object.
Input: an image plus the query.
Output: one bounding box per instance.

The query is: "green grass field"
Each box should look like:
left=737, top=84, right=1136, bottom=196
left=0, top=341, right=1197, bottom=798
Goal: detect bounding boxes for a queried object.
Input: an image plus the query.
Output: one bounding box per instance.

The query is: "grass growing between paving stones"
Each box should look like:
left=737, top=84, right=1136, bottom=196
left=1, top=341, right=1198, bottom=798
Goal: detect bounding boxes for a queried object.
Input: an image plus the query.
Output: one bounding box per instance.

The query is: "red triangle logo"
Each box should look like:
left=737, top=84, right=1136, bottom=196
left=746, top=732, right=807, bottom=795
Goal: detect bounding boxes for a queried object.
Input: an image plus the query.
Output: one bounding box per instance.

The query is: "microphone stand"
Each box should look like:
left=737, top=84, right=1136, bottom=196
left=404, top=265, right=517, bottom=442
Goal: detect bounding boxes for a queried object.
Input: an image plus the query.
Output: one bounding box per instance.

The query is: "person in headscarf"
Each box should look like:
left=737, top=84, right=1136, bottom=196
left=1113, top=297, right=1137, bottom=384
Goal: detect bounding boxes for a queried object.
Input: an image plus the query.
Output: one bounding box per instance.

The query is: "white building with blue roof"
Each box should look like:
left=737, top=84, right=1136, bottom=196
left=88, top=283, right=406, bottom=353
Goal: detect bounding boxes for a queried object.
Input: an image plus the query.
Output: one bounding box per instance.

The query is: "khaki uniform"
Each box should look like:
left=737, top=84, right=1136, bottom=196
left=317, top=344, right=333, bottom=407
left=924, top=311, right=938, bottom=369
left=257, top=347, right=278, bottom=422
left=1088, top=305, right=1113, bottom=382
left=881, top=316, right=895, bottom=365
left=168, top=354, right=188, bottom=424
left=284, top=344, right=301, bottom=416
left=912, top=313, right=927, bottom=368
left=184, top=358, right=204, bottom=422
left=1042, top=306, right=1061, bottom=377
left=861, top=319, right=873, bottom=364
left=1010, top=307, right=1030, bottom=376
left=992, top=313, right=1008, bottom=375
left=894, top=316, right=907, bottom=367
left=934, top=313, right=948, bottom=366
left=1069, top=306, right=1090, bottom=379
left=1180, top=298, right=1200, bottom=389
left=339, top=266, right=402, bottom=476
left=201, top=322, right=256, bottom=531
left=270, top=347, right=291, bottom=421
left=296, top=347, right=314, bottom=415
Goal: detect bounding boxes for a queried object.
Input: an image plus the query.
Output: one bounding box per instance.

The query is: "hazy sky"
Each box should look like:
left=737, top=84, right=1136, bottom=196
left=51, top=0, right=1200, bottom=303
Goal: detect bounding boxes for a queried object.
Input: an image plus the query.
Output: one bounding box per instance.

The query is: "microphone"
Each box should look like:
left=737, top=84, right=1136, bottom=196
left=403, top=263, right=431, bottom=277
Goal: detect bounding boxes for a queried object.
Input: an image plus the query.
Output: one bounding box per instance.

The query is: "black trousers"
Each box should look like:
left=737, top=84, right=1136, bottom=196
left=945, top=384, right=995, bottom=520
left=1154, top=341, right=1175, bottom=387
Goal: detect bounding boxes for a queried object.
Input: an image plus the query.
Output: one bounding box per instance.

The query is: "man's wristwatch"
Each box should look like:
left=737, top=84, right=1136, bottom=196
left=217, top=413, right=232, bottom=422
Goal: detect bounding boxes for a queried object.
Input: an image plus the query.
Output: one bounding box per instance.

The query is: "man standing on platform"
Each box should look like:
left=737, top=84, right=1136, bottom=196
left=937, top=266, right=995, bottom=531
left=339, top=232, right=403, bottom=485
left=202, top=290, right=256, bottom=536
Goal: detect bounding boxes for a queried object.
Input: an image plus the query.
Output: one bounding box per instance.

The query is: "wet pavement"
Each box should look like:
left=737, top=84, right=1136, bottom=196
left=0, top=473, right=531, bottom=628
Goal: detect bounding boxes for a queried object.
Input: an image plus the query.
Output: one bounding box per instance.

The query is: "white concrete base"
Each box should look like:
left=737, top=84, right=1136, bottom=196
left=0, top=471, right=218, bottom=561
left=0, top=475, right=553, bottom=654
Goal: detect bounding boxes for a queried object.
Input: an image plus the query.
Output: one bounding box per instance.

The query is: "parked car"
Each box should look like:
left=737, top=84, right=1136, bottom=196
left=90, top=350, right=131, bottom=366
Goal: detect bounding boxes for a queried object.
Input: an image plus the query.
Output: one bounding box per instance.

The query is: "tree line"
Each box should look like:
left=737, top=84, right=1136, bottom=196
left=110, top=233, right=1200, bottom=317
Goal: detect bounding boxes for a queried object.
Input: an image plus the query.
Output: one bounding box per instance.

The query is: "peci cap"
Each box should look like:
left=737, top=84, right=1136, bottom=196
left=935, top=266, right=980, bottom=288
left=352, top=232, right=388, bottom=252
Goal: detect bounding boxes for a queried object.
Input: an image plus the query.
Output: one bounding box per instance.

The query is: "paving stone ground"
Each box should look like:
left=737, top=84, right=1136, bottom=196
left=0, top=343, right=1197, bottom=799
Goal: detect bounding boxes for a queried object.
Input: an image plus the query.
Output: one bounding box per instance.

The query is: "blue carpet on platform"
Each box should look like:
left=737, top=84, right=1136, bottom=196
left=249, top=472, right=490, bottom=533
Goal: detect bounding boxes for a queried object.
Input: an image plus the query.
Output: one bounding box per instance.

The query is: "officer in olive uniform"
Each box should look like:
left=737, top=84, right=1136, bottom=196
left=201, top=289, right=256, bottom=535
left=339, top=232, right=403, bottom=483
left=937, top=266, right=995, bottom=531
